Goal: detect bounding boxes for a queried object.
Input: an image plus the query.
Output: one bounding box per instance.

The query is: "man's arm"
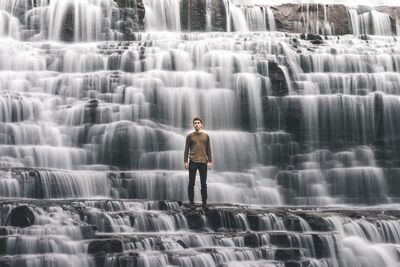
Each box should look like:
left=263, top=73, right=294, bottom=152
left=184, top=135, right=190, bottom=163
left=206, top=135, right=212, bottom=163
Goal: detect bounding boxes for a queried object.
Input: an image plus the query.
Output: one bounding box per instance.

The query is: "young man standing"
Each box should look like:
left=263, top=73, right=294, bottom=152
left=184, top=117, right=212, bottom=209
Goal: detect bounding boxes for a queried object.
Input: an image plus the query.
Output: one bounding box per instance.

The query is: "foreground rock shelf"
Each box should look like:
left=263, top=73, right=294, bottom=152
left=0, top=199, right=400, bottom=266
left=2, top=0, right=400, bottom=266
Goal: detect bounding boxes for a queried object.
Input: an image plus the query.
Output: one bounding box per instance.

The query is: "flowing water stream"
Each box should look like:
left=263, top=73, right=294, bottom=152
left=1, top=0, right=400, bottom=266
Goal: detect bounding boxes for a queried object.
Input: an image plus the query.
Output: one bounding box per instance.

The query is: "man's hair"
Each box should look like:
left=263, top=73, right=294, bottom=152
left=193, top=117, right=202, bottom=124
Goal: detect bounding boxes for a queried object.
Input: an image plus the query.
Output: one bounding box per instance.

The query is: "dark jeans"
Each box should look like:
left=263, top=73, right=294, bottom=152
left=188, top=161, right=207, bottom=204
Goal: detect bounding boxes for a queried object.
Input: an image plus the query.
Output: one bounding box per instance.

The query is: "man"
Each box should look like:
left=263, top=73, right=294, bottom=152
left=184, top=117, right=212, bottom=210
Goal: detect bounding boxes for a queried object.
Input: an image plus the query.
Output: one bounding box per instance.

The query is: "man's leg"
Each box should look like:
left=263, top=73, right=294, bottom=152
left=199, top=163, right=208, bottom=205
left=188, top=161, right=197, bottom=204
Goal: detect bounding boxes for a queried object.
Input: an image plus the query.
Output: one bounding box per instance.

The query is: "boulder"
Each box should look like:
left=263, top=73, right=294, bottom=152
left=9, top=206, right=35, bottom=227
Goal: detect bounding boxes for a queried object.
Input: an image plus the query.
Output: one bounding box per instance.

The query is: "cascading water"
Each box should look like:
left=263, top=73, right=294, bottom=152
left=224, top=0, right=276, bottom=31
left=143, top=0, right=181, bottom=31
left=348, top=8, right=392, bottom=35
left=2, top=0, right=400, bottom=266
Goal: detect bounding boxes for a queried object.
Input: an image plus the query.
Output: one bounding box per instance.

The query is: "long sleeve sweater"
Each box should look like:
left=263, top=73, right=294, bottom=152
left=184, top=131, right=212, bottom=164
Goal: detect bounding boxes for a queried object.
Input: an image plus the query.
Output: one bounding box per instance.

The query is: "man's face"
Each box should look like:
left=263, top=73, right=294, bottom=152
left=193, top=120, right=202, bottom=130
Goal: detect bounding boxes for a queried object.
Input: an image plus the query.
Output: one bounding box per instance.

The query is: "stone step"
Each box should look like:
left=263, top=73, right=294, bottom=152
left=0, top=199, right=400, bottom=266
left=2, top=165, right=400, bottom=206
left=2, top=199, right=400, bottom=234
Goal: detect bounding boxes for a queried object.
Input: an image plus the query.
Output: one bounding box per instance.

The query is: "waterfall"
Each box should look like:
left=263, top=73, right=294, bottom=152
left=228, top=2, right=249, bottom=31
left=295, top=4, right=333, bottom=35
left=206, top=0, right=212, bottom=31
left=0, top=10, right=20, bottom=39
left=223, top=0, right=277, bottom=32
left=143, top=0, right=181, bottom=32
left=0, top=1, right=400, bottom=267
left=348, top=8, right=392, bottom=35
left=266, top=7, right=276, bottom=31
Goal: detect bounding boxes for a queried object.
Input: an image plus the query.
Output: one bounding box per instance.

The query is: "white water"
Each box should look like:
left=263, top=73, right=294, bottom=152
left=0, top=1, right=400, bottom=266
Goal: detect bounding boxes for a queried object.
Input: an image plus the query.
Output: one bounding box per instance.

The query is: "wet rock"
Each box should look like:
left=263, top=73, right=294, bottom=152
left=95, top=252, right=140, bottom=267
left=85, top=99, right=99, bottom=109
left=300, top=33, right=324, bottom=44
left=275, top=248, right=301, bottom=261
left=181, top=0, right=207, bottom=31
left=81, top=225, right=97, bottom=239
left=286, top=165, right=295, bottom=171
left=177, top=240, right=189, bottom=249
left=158, top=200, right=180, bottom=211
left=285, top=261, right=306, bottom=267
left=211, top=0, right=227, bottom=31
left=385, top=168, right=400, bottom=198
left=244, top=233, right=261, bottom=248
left=0, top=258, right=11, bottom=267
left=206, top=210, right=238, bottom=231
left=186, top=212, right=204, bottom=230
left=374, top=92, right=385, bottom=146
left=268, top=61, right=289, bottom=97
left=262, top=96, right=284, bottom=131
left=0, top=228, right=10, bottom=236
left=9, top=205, right=35, bottom=227
left=107, top=53, right=122, bottom=70
left=272, top=4, right=351, bottom=35
left=270, top=232, right=292, bottom=248
left=312, top=234, right=336, bottom=258
left=136, top=0, right=145, bottom=30
left=114, top=0, right=136, bottom=8
left=297, top=213, right=331, bottom=231
left=60, top=6, right=75, bottom=42
left=0, top=237, right=7, bottom=255
left=247, top=214, right=261, bottom=231
left=283, top=216, right=304, bottom=232
left=88, top=239, right=124, bottom=254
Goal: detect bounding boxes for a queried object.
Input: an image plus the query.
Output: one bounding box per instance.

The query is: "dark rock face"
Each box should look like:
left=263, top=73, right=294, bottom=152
left=283, top=216, right=304, bottom=232
left=296, top=213, right=331, bottom=232
left=85, top=99, right=99, bottom=109
left=247, top=214, right=262, bottom=230
left=114, top=7, right=140, bottom=40
left=180, top=0, right=207, bottom=31
left=312, top=234, right=337, bottom=258
left=186, top=212, right=205, bottom=230
left=211, top=0, right=227, bottom=31
left=136, top=0, right=146, bottom=30
left=270, top=232, right=292, bottom=247
left=244, top=232, right=261, bottom=248
left=272, top=4, right=350, bottom=35
left=268, top=61, right=289, bottom=97
left=274, top=248, right=301, bottom=261
left=177, top=239, right=189, bottom=248
left=300, top=33, right=324, bottom=44
left=61, top=5, right=75, bottom=42
left=0, top=258, right=11, bottom=267
left=88, top=239, right=124, bottom=254
left=270, top=4, right=400, bottom=35
left=115, top=0, right=137, bottom=8
left=9, top=206, right=35, bottom=227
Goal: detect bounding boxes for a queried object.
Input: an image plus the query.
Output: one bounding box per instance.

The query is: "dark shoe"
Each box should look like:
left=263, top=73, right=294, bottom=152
left=202, top=203, right=209, bottom=211
left=189, top=202, right=196, bottom=210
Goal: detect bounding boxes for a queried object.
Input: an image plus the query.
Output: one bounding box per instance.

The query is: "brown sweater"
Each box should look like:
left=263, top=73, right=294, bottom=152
left=184, top=131, right=212, bottom=164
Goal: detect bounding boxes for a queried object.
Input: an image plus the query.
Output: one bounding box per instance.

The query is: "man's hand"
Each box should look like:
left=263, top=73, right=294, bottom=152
left=207, top=162, right=212, bottom=170
left=184, top=162, right=189, bottom=170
